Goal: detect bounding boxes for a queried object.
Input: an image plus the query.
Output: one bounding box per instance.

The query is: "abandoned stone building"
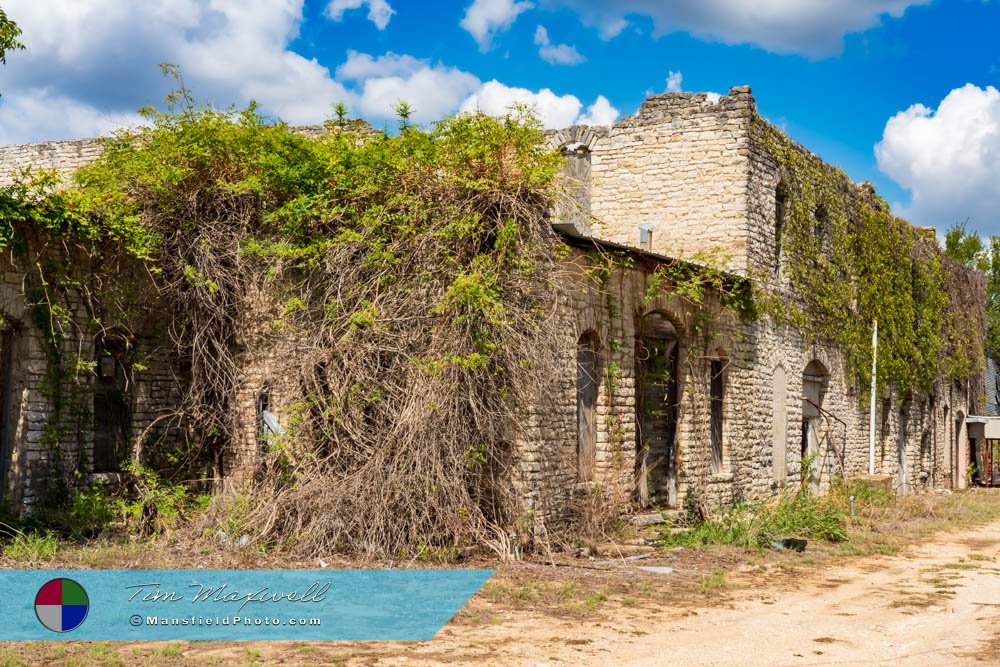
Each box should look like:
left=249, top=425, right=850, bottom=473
left=522, top=86, right=984, bottom=524
left=0, top=86, right=986, bottom=527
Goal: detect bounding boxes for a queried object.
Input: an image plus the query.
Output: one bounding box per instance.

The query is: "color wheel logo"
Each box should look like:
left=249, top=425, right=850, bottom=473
left=35, top=578, right=89, bottom=633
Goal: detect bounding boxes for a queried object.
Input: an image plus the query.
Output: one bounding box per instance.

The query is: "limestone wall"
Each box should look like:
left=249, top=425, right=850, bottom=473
left=0, top=138, right=103, bottom=188
left=518, top=242, right=976, bottom=535
left=575, top=88, right=754, bottom=273
left=0, top=94, right=984, bottom=527
left=0, top=252, right=185, bottom=509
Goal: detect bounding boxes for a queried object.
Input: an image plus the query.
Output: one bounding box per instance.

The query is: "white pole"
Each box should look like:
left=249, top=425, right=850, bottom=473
left=869, top=319, right=878, bottom=476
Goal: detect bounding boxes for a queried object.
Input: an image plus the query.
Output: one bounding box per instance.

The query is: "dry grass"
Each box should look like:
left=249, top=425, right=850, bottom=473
left=1, top=491, right=1000, bottom=666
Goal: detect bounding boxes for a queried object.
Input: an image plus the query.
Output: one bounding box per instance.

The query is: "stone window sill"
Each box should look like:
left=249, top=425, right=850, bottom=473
left=708, top=472, right=734, bottom=484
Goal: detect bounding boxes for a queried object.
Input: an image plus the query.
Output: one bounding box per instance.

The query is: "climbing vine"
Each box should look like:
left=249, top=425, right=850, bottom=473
left=0, top=79, right=566, bottom=557
left=752, top=116, right=984, bottom=400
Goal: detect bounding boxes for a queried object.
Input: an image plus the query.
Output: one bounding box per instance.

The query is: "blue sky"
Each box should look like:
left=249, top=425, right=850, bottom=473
left=1, top=0, right=999, bottom=233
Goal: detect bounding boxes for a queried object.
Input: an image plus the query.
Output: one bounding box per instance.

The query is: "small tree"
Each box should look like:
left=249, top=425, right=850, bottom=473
left=393, top=100, right=414, bottom=130
left=944, top=221, right=1000, bottom=412
left=944, top=220, right=988, bottom=271
left=0, top=7, right=24, bottom=65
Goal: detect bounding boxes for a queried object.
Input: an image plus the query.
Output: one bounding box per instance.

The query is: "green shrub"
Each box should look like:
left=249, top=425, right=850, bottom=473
left=52, top=483, right=118, bottom=539
left=117, top=463, right=195, bottom=536
left=664, top=488, right=848, bottom=549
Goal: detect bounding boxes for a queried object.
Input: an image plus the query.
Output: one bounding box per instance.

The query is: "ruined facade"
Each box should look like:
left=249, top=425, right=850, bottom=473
left=0, top=88, right=985, bottom=528
left=518, top=87, right=982, bottom=528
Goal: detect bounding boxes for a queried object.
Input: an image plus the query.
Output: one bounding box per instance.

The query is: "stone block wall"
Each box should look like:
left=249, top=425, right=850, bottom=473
left=521, top=84, right=983, bottom=530
left=0, top=95, right=985, bottom=529
left=580, top=88, right=754, bottom=272
left=0, top=253, right=186, bottom=509
left=517, top=241, right=976, bottom=534
left=0, top=138, right=103, bottom=188
left=224, top=295, right=310, bottom=488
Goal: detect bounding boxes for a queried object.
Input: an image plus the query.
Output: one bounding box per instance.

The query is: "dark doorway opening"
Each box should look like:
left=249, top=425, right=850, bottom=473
left=93, top=337, right=130, bottom=473
left=636, top=313, right=679, bottom=507
left=0, top=328, right=15, bottom=499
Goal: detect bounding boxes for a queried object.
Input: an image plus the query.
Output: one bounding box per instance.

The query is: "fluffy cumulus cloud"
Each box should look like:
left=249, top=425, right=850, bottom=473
left=577, top=95, right=618, bottom=126
left=0, top=1, right=618, bottom=142
left=541, top=0, right=929, bottom=56
left=325, top=0, right=394, bottom=30
left=0, top=90, right=143, bottom=145
left=875, top=84, right=1000, bottom=231
left=460, top=0, right=534, bottom=51
left=337, top=51, right=481, bottom=123
left=0, top=0, right=350, bottom=141
left=460, top=80, right=618, bottom=128
left=533, top=26, right=585, bottom=65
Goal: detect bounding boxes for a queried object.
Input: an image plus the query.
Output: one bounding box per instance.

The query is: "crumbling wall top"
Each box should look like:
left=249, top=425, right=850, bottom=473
left=620, top=86, right=755, bottom=128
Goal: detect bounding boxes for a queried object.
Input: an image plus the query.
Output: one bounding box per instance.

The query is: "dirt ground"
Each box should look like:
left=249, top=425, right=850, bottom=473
left=4, top=491, right=1000, bottom=666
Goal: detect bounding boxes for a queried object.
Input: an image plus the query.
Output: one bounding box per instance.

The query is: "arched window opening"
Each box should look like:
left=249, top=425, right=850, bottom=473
left=559, top=142, right=592, bottom=234
left=576, top=331, right=600, bottom=481
left=772, top=365, right=788, bottom=483
left=814, top=203, right=829, bottom=241
left=898, top=397, right=912, bottom=494
left=955, top=410, right=965, bottom=489
left=255, top=385, right=276, bottom=455
left=0, top=323, right=17, bottom=499
left=801, top=360, right=830, bottom=492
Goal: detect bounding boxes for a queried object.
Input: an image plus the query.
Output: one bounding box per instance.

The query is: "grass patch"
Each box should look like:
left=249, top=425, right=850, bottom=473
left=943, top=562, right=981, bottom=570
left=152, top=643, right=184, bottom=658
left=4, top=531, right=60, bottom=562
left=698, top=571, right=727, bottom=594
left=665, top=484, right=1000, bottom=558
left=664, top=485, right=856, bottom=549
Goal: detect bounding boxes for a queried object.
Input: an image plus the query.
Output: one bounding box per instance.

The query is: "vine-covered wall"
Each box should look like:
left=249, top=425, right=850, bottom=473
left=748, top=115, right=985, bottom=403
left=538, top=88, right=984, bottom=520
left=0, top=234, right=184, bottom=509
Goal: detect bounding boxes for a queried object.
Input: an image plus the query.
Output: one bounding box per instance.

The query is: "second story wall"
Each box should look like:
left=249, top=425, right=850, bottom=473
left=569, top=87, right=756, bottom=273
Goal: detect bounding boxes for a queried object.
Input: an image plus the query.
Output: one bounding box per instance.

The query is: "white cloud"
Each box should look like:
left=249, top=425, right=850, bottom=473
left=577, top=95, right=618, bottom=126
left=460, top=80, right=618, bottom=128
left=666, top=70, right=683, bottom=93
left=875, top=84, right=1000, bottom=231
left=0, top=0, right=351, bottom=140
left=0, top=1, right=617, bottom=142
left=325, top=0, right=394, bottom=30
left=0, top=89, right=143, bottom=145
left=542, top=0, right=928, bottom=56
left=533, top=25, right=585, bottom=65
left=336, top=50, right=425, bottom=81
left=348, top=57, right=481, bottom=123
left=460, top=0, right=534, bottom=51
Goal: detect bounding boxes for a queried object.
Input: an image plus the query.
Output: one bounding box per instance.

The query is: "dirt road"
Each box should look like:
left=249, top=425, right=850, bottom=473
left=411, top=519, right=1000, bottom=666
